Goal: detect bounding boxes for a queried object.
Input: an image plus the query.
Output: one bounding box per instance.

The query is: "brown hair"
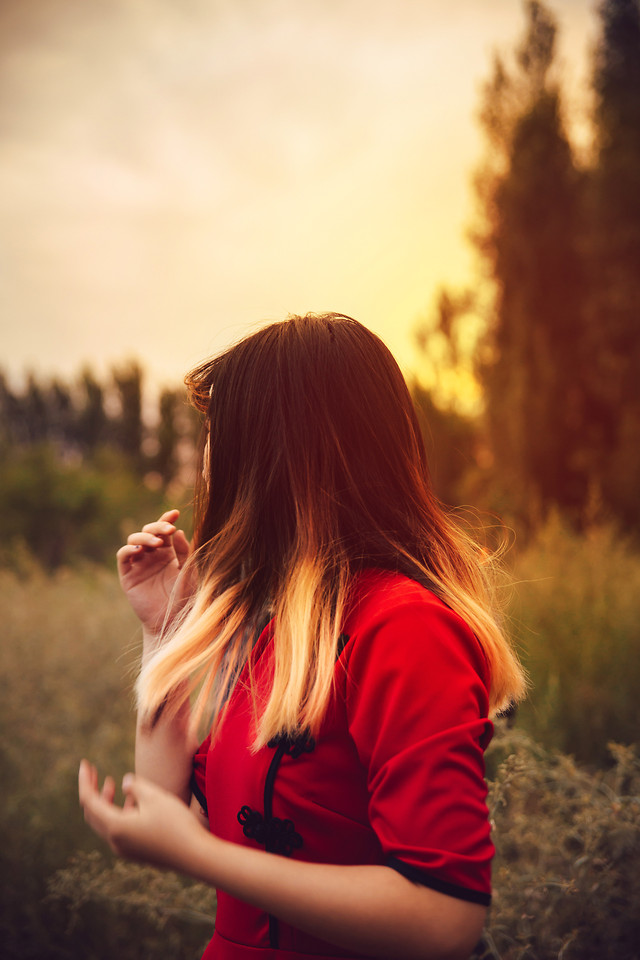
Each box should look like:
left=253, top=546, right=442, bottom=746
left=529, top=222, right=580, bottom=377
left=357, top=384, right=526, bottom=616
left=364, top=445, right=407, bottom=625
left=137, top=313, right=525, bottom=747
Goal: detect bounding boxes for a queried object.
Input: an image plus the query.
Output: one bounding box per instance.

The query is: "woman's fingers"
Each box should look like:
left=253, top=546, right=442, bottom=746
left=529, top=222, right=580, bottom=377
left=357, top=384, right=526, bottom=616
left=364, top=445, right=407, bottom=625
left=116, top=543, right=142, bottom=563
left=78, top=758, right=97, bottom=800
left=79, top=760, right=113, bottom=841
left=79, top=761, right=138, bottom=853
left=101, top=775, right=116, bottom=804
left=80, top=764, right=204, bottom=871
left=117, top=510, right=188, bottom=575
left=127, top=531, right=166, bottom=548
left=141, top=520, right=177, bottom=538
left=173, top=529, right=191, bottom=566
left=79, top=761, right=117, bottom=809
left=116, top=544, right=152, bottom=578
left=118, top=510, right=182, bottom=560
left=121, top=772, right=145, bottom=806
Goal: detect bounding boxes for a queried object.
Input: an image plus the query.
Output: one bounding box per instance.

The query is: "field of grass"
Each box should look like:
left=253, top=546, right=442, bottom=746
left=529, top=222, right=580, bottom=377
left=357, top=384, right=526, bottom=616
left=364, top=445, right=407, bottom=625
left=511, top=515, right=640, bottom=766
left=0, top=564, right=215, bottom=959
left=1, top=519, right=639, bottom=959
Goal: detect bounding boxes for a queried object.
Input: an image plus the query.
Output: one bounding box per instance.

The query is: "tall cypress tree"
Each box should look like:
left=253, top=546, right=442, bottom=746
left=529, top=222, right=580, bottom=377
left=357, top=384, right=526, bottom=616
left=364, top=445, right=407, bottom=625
left=76, top=368, right=107, bottom=454
left=48, top=379, right=74, bottom=448
left=589, top=0, right=640, bottom=525
left=0, top=373, right=21, bottom=448
left=112, top=362, right=144, bottom=465
left=474, top=1, right=588, bottom=520
left=24, top=375, right=48, bottom=445
left=155, top=387, right=180, bottom=484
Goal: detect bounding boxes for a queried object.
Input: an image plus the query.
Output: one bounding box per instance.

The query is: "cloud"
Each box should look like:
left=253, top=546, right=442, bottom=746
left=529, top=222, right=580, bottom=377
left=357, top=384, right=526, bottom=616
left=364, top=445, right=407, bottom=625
left=0, top=0, right=593, bottom=382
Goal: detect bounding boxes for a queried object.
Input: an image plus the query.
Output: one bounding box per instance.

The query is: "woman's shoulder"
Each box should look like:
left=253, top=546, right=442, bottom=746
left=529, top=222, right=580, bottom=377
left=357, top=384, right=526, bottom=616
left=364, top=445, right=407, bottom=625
left=342, top=567, right=490, bottom=689
left=346, top=566, right=466, bottom=631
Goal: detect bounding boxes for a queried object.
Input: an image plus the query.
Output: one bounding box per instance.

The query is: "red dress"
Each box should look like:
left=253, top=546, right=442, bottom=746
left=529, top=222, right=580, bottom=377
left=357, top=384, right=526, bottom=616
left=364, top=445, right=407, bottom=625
left=192, top=569, right=494, bottom=959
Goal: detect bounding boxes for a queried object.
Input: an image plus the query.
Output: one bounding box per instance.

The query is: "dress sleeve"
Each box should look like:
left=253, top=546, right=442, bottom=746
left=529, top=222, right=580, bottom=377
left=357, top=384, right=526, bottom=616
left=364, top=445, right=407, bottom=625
left=191, top=734, right=211, bottom=817
left=344, top=586, right=494, bottom=905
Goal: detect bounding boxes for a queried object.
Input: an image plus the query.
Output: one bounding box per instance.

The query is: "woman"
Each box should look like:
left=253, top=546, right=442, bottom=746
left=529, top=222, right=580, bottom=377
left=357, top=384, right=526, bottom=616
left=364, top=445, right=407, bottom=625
left=79, top=313, right=525, bottom=960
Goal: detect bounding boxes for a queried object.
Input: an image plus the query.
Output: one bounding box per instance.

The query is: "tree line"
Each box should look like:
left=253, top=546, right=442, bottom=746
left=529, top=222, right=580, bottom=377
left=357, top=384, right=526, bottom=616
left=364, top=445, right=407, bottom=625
left=418, top=0, right=640, bottom=531
left=0, top=365, right=199, bottom=569
left=0, top=363, right=198, bottom=485
left=3, top=0, right=640, bottom=565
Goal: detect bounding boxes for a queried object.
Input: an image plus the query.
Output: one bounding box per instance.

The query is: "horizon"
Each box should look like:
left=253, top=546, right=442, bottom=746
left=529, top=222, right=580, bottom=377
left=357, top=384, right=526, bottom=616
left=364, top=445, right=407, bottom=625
left=0, top=0, right=595, bottom=404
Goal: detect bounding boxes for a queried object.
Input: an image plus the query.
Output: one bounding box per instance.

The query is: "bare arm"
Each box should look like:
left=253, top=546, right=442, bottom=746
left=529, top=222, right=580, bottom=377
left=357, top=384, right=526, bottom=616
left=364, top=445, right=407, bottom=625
left=79, top=766, right=485, bottom=960
left=186, top=829, right=486, bottom=960
left=134, top=644, right=197, bottom=804
left=117, top=510, right=197, bottom=801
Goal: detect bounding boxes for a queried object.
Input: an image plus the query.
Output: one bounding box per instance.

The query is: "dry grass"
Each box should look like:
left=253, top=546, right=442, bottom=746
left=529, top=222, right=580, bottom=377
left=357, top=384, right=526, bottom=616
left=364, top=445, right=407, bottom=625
left=511, top=515, right=640, bottom=765
left=1, top=538, right=638, bottom=959
left=480, top=728, right=640, bottom=960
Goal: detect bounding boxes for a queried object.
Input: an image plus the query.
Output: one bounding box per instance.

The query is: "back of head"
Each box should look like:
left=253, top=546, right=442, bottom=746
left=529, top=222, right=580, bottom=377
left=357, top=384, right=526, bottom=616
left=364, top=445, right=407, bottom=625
left=187, top=313, right=436, bottom=606
left=138, top=313, right=525, bottom=746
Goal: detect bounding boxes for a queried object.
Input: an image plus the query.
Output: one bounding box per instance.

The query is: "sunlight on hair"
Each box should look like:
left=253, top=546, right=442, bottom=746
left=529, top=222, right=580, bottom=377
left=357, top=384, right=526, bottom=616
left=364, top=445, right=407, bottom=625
left=136, top=315, right=526, bottom=748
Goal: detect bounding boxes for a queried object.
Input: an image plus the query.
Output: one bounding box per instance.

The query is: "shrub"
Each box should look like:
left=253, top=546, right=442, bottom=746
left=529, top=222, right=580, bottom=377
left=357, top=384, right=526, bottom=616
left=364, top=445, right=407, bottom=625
left=510, top=514, right=640, bottom=766
left=0, top=565, right=211, bottom=959
left=46, top=854, right=215, bottom=960
left=2, top=563, right=639, bottom=959
left=480, top=727, right=640, bottom=960
left=0, top=444, right=190, bottom=570
left=42, top=728, right=640, bottom=960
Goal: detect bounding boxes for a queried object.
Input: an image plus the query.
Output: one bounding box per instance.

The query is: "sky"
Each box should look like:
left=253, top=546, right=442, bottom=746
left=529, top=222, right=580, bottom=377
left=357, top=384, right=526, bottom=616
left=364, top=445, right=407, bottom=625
left=0, top=0, right=596, bottom=395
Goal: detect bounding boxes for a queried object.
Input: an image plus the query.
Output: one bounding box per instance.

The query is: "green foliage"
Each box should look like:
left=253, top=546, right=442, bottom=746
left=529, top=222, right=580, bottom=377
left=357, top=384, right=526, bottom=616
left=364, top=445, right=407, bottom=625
left=0, top=361, right=199, bottom=569
left=46, top=854, right=215, bottom=960
left=76, top=368, right=108, bottom=454
left=415, top=1, right=640, bottom=531
left=412, top=383, right=478, bottom=507
left=0, top=566, right=214, bottom=959
left=0, top=361, right=198, bottom=494
left=1, top=541, right=638, bottom=958
left=510, top=514, right=640, bottom=766
left=587, top=0, right=640, bottom=529
left=111, top=363, right=144, bottom=466
left=480, top=730, right=640, bottom=960
left=592, top=0, right=640, bottom=229
left=155, top=387, right=182, bottom=483
left=473, top=2, right=590, bottom=523
left=0, top=444, right=177, bottom=570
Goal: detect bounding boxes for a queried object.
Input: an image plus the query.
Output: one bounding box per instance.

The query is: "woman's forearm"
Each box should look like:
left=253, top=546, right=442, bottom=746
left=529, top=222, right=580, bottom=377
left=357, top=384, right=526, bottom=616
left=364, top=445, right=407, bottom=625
left=135, top=631, right=197, bottom=803
left=134, top=696, right=195, bottom=803
left=183, top=831, right=485, bottom=960
left=80, top=765, right=485, bottom=960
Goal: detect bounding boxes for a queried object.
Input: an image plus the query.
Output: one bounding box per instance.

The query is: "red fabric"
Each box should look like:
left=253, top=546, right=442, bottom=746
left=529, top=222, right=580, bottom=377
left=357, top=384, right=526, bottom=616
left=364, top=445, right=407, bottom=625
left=193, top=569, right=494, bottom=959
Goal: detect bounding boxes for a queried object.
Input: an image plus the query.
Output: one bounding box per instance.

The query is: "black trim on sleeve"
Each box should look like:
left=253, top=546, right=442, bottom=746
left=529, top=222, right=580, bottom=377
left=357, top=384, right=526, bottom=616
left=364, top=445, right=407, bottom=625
left=386, top=857, right=492, bottom=906
left=190, top=772, right=208, bottom=817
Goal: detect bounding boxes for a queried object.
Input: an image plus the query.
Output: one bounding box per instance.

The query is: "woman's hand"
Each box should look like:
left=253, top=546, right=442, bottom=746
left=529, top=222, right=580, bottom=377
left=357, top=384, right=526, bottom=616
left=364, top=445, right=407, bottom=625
left=117, top=509, right=193, bottom=636
left=79, top=759, right=485, bottom=960
left=79, top=760, right=208, bottom=873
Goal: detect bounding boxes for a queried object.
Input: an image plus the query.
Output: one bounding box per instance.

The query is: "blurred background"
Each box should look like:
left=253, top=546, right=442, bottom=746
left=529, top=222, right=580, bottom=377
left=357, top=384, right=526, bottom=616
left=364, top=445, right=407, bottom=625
left=1, top=1, right=639, bottom=958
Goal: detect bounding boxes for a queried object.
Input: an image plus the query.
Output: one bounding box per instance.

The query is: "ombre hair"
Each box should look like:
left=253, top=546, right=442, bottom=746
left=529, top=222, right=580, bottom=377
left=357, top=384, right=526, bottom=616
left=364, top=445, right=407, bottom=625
left=137, top=313, right=525, bottom=748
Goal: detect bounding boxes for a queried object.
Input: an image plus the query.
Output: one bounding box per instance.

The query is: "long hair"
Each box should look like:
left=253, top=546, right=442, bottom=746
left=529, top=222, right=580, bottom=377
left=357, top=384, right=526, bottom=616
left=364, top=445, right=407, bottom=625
left=137, top=313, right=525, bottom=748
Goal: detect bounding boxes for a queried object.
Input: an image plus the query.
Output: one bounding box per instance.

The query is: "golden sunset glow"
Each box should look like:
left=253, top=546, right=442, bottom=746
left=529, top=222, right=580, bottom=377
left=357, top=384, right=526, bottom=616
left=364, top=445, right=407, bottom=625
left=0, top=0, right=593, bottom=398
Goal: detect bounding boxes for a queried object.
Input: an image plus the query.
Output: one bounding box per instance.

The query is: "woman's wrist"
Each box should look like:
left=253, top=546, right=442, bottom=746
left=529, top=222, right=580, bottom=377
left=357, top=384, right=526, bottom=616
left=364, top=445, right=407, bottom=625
left=140, top=627, right=164, bottom=665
